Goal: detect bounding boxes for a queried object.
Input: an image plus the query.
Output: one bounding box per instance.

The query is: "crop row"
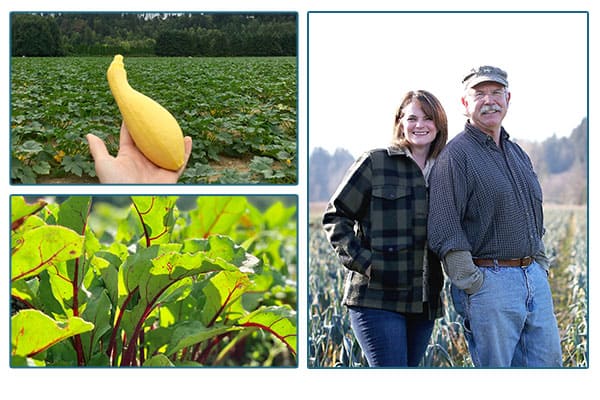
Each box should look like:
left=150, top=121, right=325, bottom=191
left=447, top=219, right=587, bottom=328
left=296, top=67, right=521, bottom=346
left=11, top=56, right=297, bottom=184
left=308, top=205, right=588, bottom=368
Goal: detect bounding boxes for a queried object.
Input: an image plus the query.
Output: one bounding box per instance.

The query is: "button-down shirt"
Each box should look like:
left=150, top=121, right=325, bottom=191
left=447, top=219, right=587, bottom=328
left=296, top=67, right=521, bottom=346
left=428, top=122, right=546, bottom=261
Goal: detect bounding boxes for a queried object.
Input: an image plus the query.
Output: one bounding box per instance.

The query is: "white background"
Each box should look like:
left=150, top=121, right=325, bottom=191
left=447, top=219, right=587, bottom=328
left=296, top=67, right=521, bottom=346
left=2, top=1, right=597, bottom=399
left=309, top=12, right=588, bottom=158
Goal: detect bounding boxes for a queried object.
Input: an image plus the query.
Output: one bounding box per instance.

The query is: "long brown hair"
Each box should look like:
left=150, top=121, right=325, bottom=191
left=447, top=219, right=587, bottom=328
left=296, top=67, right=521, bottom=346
left=392, top=90, right=448, bottom=159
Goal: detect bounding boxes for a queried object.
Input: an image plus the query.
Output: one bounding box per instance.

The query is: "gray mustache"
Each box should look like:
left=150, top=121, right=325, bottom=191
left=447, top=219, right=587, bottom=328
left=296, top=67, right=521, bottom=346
left=481, top=105, right=502, bottom=114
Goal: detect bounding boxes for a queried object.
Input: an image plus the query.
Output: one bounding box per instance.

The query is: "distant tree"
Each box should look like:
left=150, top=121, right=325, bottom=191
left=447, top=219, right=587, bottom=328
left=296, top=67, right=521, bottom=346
left=517, top=117, right=587, bottom=205
left=542, top=134, right=575, bottom=174
left=155, top=30, right=195, bottom=56
left=197, top=29, right=229, bottom=56
left=328, top=148, right=356, bottom=197
left=11, top=14, right=64, bottom=56
left=11, top=12, right=296, bottom=57
left=308, top=147, right=331, bottom=203
left=309, top=147, right=355, bottom=203
left=571, top=117, right=588, bottom=166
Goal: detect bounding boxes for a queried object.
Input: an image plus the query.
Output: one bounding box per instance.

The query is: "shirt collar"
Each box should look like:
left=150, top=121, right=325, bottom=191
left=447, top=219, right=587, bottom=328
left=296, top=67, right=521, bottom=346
left=465, top=121, right=510, bottom=145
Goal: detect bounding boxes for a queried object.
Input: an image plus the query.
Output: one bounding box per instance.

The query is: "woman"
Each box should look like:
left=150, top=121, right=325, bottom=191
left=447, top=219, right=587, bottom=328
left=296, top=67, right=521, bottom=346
left=322, top=90, right=448, bottom=367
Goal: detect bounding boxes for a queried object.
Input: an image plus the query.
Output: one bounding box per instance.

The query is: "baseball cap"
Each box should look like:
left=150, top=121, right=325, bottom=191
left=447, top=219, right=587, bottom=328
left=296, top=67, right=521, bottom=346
left=462, top=65, right=508, bottom=90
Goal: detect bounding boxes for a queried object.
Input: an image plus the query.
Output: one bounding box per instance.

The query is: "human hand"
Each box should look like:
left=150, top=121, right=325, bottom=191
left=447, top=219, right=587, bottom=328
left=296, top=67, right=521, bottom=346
left=87, top=122, right=192, bottom=184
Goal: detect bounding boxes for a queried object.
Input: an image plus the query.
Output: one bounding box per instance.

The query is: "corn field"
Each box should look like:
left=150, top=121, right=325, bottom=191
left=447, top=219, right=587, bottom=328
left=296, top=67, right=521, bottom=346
left=308, top=205, right=588, bottom=368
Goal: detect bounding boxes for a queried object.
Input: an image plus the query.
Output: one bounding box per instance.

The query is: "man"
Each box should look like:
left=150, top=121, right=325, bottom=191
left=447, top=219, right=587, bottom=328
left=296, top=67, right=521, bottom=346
left=427, top=65, right=562, bottom=367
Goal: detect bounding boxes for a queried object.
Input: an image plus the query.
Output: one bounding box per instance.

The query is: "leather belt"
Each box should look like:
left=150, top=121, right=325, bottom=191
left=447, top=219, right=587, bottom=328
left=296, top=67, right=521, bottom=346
left=473, top=257, right=533, bottom=267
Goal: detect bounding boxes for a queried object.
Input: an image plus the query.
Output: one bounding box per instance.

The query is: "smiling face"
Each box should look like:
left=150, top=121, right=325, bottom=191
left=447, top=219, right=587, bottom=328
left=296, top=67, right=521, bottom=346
left=398, top=100, right=438, bottom=151
left=462, top=81, right=511, bottom=136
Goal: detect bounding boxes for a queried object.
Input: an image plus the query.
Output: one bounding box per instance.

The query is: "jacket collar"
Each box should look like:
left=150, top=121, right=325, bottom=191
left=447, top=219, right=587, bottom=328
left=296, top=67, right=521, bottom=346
left=386, top=145, right=435, bottom=184
left=386, top=145, right=410, bottom=156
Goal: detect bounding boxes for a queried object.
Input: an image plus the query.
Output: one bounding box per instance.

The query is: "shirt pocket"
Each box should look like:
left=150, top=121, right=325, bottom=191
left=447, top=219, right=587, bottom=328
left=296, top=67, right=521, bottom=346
left=369, top=245, right=414, bottom=291
left=370, top=185, right=414, bottom=249
left=372, top=184, right=410, bottom=201
left=368, top=184, right=415, bottom=291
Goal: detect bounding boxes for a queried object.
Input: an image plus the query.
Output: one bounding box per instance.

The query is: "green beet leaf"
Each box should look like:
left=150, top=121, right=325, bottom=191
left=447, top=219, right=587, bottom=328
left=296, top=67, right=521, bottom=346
left=11, top=196, right=47, bottom=231
left=186, top=196, right=248, bottom=238
left=164, top=321, right=240, bottom=357
left=239, top=306, right=297, bottom=356
left=12, top=225, right=84, bottom=282
left=11, top=309, right=94, bottom=358
left=10, top=195, right=297, bottom=367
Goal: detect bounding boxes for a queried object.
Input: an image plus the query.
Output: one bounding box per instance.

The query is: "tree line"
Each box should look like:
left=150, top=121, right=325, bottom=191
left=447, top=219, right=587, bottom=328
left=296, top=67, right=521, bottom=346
left=11, top=13, right=297, bottom=57
left=310, top=117, right=588, bottom=205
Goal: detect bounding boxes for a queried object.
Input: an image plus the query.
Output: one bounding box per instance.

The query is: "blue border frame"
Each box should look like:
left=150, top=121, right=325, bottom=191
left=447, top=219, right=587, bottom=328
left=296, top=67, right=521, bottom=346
left=306, top=10, right=590, bottom=369
left=9, top=193, right=299, bottom=368
left=9, top=11, right=300, bottom=187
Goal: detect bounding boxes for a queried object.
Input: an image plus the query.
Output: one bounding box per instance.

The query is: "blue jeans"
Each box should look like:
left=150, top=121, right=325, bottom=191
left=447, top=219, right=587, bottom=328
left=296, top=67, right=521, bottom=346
left=348, top=306, right=434, bottom=367
left=451, top=261, right=563, bottom=367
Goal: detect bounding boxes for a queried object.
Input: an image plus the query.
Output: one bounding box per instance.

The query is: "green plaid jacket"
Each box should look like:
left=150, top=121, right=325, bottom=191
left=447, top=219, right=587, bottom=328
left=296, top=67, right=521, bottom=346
left=322, top=147, right=443, bottom=319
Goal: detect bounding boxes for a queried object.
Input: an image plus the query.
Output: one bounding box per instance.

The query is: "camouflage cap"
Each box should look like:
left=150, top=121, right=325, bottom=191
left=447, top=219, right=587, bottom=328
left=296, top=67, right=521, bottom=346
left=462, top=65, right=508, bottom=90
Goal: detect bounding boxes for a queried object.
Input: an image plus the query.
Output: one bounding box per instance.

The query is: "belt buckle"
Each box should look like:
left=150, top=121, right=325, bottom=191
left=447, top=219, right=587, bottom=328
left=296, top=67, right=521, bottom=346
left=520, top=257, right=531, bottom=268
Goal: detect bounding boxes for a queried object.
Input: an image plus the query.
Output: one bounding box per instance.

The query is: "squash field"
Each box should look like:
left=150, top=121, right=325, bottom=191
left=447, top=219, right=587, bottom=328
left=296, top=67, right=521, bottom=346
left=10, top=56, right=297, bottom=184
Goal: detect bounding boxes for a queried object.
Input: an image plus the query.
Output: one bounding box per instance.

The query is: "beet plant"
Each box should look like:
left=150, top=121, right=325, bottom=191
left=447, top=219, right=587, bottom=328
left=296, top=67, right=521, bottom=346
left=11, top=195, right=297, bottom=367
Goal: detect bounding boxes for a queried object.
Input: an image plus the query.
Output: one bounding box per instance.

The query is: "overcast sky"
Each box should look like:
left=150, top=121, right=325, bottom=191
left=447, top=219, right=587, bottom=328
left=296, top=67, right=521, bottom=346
left=308, top=12, right=588, bottom=158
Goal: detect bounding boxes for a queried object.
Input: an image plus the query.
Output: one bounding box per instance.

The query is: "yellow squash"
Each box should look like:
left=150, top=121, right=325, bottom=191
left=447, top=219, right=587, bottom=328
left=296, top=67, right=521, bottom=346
left=107, top=54, right=185, bottom=170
